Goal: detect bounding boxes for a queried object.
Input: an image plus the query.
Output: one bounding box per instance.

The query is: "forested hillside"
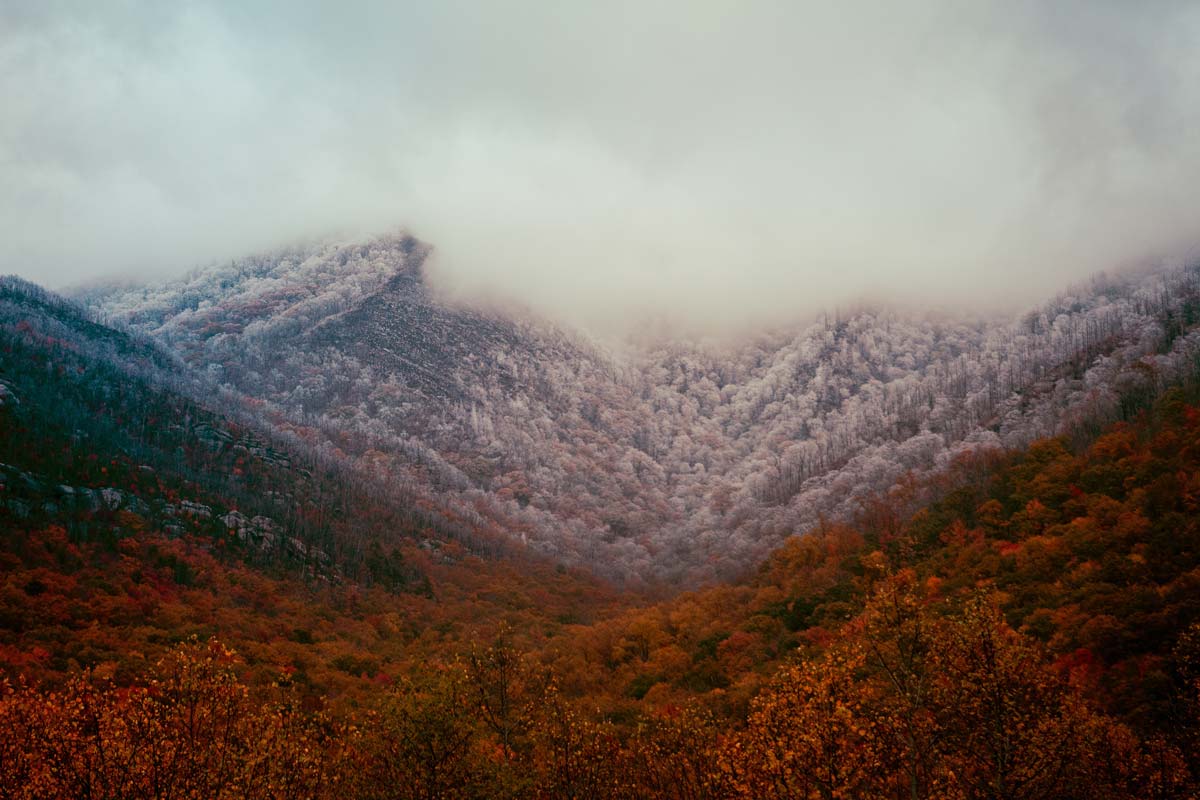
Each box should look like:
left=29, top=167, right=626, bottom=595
left=4, top=336, right=1200, bottom=797
left=84, top=234, right=1200, bottom=582
left=9, top=1, right=1200, bottom=796
left=6, top=256, right=1200, bottom=796
left=0, top=275, right=620, bottom=693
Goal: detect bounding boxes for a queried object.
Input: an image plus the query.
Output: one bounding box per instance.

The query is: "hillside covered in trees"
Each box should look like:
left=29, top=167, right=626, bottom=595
left=4, top=270, right=1200, bottom=797
left=0, top=275, right=620, bottom=693
left=80, top=233, right=1200, bottom=584
left=10, top=0, right=1200, bottom=795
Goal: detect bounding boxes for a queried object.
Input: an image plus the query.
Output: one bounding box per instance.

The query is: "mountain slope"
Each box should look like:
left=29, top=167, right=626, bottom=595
left=5, top=379, right=1200, bottom=798
left=6, top=268, right=1200, bottom=795
left=83, top=235, right=1200, bottom=583
left=0, top=275, right=621, bottom=688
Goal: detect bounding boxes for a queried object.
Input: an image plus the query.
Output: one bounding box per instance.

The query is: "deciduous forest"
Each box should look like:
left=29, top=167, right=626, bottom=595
left=4, top=269, right=1200, bottom=796
left=8, top=2, right=1200, bottom=796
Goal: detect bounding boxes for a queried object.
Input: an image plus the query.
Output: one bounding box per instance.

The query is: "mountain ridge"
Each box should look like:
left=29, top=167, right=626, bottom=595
left=78, top=233, right=1200, bottom=584
left=6, top=249, right=1200, bottom=796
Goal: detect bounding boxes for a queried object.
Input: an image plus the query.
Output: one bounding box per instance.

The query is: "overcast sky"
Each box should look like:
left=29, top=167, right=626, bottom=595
left=3, top=1, right=1200, bottom=331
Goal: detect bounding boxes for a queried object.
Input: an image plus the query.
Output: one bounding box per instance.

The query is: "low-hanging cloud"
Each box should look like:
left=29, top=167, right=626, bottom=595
left=3, top=1, right=1200, bottom=332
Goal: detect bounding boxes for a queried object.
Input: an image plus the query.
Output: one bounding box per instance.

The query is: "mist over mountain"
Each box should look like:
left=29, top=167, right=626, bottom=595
left=10, top=260, right=1200, bottom=796
left=79, top=232, right=1200, bottom=583
left=10, top=4, right=1200, bottom=793
left=7, top=1, right=1200, bottom=332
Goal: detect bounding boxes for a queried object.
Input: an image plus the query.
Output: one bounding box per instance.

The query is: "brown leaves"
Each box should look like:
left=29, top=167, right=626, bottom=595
left=724, top=643, right=888, bottom=799
left=717, top=583, right=1178, bottom=800
left=0, top=638, right=346, bottom=800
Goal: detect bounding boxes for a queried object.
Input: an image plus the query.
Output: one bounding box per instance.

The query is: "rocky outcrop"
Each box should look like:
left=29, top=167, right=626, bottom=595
left=0, top=462, right=331, bottom=572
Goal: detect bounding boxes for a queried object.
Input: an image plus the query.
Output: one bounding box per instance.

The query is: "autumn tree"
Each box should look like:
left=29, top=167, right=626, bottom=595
left=930, top=595, right=1143, bottom=800
left=466, top=626, right=532, bottom=763
left=356, top=663, right=483, bottom=800
left=723, top=642, right=887, bottom=799
left=859, top=572, right=942, bottom=800
left=624, top=705, right=725, bottom=800
left=0, top=638, right=344, bottom=800
left=526, top=679, right=625, bottom=800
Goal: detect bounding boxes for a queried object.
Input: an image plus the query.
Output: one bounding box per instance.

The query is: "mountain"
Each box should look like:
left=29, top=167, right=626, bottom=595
left=5, top=262, right=1200, bottom=795
left=82, top=233, right=1200, bottom=584
left=4, top=289, right=1200, bottom=794
left=0, top=274, right=620, bottom=684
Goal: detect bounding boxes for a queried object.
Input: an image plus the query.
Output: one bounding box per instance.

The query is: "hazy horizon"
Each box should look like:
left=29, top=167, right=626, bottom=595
left=4, top=1, right=1200, bottom=332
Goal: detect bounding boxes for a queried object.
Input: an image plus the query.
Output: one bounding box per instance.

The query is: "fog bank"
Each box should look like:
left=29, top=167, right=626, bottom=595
left=3, top=1, right=1200, bottom=331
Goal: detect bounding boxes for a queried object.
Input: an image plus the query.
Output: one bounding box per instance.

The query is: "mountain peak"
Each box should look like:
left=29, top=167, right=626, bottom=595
left=82, top=231, right=427, bottom=339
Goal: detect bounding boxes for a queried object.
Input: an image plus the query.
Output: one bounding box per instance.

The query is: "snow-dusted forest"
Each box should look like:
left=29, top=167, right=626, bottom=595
left=81, top=234, right=1200, bottom=583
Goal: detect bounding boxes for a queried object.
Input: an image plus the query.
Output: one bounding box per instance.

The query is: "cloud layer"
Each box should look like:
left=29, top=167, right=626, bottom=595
left=3, top=1, right=1200, bottom=331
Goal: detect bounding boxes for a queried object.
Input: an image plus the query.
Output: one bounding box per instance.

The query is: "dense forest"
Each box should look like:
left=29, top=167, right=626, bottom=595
left=10, top=0, right=1200, bottom=795
left=4, top=271, right=1200, bottom=796
left=81, top=234, right=1200, bottom=583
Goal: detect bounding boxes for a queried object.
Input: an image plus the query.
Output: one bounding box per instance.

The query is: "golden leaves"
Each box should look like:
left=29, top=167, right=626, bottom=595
left=0, top=637, right=345, bottom=800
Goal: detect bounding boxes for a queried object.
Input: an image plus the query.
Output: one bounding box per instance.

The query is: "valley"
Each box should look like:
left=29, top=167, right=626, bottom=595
left=3, top=243, right=1200, bottom=796
left=81, top=233, right=1200, bottom=584
left=7, top=3, right=1200, bottom=795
